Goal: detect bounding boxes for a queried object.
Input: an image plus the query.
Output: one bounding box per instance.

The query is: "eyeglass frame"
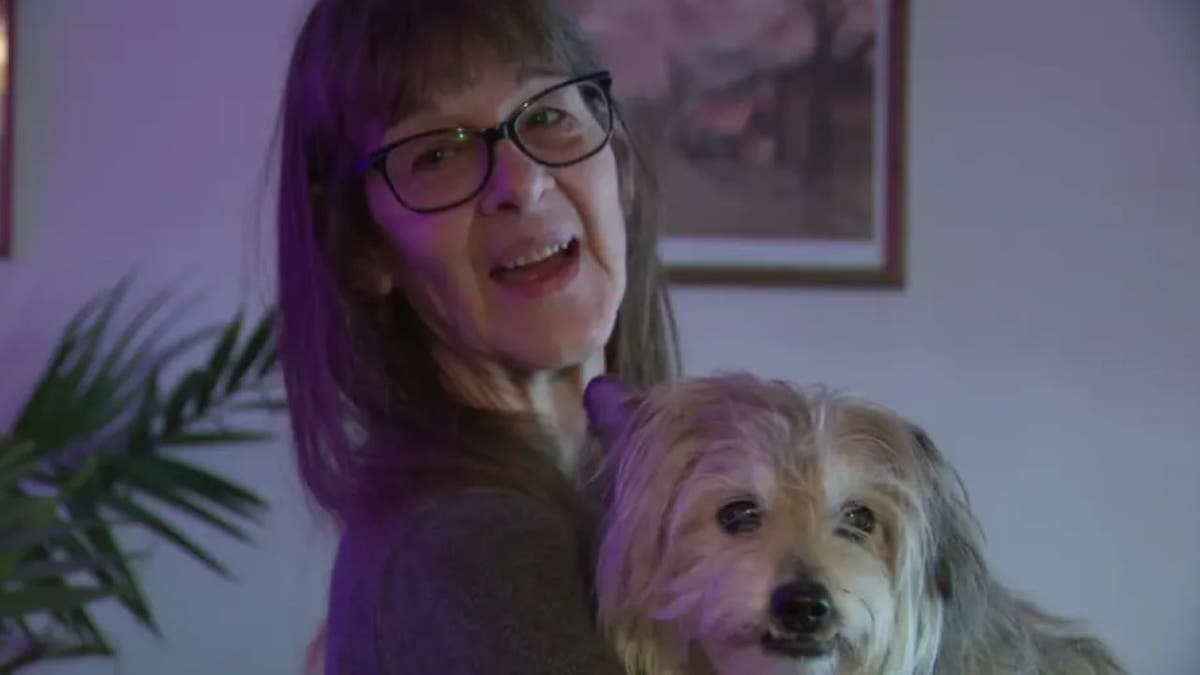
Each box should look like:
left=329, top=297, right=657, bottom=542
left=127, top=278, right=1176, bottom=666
left=353, top=70, right=615, bottom=214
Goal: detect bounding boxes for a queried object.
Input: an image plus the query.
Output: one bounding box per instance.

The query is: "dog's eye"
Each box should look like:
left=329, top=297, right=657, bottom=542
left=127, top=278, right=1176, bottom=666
left=716, top=499, right=763, bottom=534
left=837, top=503, right=876, bottom=541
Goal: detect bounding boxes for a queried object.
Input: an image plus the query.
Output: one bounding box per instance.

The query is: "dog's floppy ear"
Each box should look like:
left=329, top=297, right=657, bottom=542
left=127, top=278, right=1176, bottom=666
left=908, top=424, right=987, bottom=604
left=584, top=374, right=640, bottom=451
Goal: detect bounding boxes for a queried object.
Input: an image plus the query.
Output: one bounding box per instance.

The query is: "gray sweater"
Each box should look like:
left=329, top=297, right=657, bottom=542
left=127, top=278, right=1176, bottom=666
left=322, top=489, right=626, bottom=674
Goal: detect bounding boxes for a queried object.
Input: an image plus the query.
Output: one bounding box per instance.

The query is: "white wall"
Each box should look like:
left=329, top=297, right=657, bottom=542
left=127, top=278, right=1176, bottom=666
left=1, top=1, right=1196, bottom=674
left=1, top=2, right=335, bottom=674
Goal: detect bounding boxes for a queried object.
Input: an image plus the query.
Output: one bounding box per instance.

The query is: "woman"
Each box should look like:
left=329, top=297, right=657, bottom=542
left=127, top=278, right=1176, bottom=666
left=275, top=0, right=680, bottom=672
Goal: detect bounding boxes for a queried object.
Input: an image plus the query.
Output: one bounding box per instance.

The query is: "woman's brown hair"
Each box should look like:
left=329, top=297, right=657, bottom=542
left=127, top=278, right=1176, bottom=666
left=275, top=0, right=680, bottom=525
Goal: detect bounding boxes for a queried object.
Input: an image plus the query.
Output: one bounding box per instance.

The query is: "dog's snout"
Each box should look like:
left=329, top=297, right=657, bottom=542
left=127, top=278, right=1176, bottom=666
left=770, top=581, right=835, bottom=635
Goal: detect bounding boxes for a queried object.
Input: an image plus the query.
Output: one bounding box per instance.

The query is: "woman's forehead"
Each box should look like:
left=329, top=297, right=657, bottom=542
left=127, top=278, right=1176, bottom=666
left=368, top=18, right=572, bottom=112
left=374, top=62, right=571, bottom=142
left=407, top=61, right=567, bottom=114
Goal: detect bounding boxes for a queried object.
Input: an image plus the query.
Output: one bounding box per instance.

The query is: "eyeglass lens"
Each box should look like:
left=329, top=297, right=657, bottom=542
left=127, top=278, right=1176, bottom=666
left=382, top=78, right=612, bottom=211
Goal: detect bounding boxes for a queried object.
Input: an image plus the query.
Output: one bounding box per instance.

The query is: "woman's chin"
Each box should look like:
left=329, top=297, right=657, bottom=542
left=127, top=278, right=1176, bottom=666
left=496, top=300, right=618, bottom=375
left=505, top=338, right=606, bottom=377
left=498, top=314, right=609, bottom=371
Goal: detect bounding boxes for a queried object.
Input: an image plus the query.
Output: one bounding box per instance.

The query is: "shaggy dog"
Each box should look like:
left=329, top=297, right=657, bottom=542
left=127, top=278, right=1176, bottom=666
left=585, top=373, right=1124, bottom=675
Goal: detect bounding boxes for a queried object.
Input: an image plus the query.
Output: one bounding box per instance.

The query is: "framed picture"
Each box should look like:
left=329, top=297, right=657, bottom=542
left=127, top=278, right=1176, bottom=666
left=578, top=0, right=907, bottom=286
left=0, top=0, right=12, bottom=259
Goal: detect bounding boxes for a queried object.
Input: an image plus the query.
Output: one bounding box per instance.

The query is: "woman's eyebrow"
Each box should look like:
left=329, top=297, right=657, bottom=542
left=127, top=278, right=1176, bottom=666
left=391, top=97, right=437, bottom=123
left=399, top=66, right=563, bottom=117
left=516, top=64, right=566, bottom=81
left=383, top=94, right=454, bottom=140
left=383, top=67, right=572, bottom=139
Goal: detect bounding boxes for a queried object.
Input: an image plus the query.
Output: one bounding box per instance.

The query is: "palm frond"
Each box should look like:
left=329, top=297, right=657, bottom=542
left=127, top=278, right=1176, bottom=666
left=1, top=279, right=284, bottom=672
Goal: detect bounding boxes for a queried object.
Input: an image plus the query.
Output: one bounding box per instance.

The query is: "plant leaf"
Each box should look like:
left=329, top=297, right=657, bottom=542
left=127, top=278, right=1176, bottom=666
left=0, top=440, right=38, bottom=488
left=205, top=313, right=242, bottom=396
left=103, top=495, right=232, bottom=579
left=61, top=508, right=157, bottom=631
left=157, top=430, right=275, bottom=447
left=130, top=485, right=252, bottom=543
left=88, top=287, right=176, bottom=392
left=56, top=451, right=105, bottom=501
left=120, top=455, right=266, bottom=519
left=16, top=283, right=130, bottom=445
left=162, top=371, right=210, bottom=435
left=0, top=496, right=56, bottom=534
left=255, top=342, right=278, bottom=379
left=0, top=517, right=111, bottom=554
left=0, top=638, right=115, bottom=674
left=0, top=280, right=288, bottom=665
left=0, top=555, right=123, bottom=585
left=225, top=307, right=275, bottom=394
left=54, top=279, right=133, bottom=384
left=228, top=399, right=288, bottom=413
left=127, top=373, right=159, bottom=459
left=69, top=291, right=174, bottom=447
left=54, top=606, right=115, bottom=654
left=0, top=587, right=113, bottom=620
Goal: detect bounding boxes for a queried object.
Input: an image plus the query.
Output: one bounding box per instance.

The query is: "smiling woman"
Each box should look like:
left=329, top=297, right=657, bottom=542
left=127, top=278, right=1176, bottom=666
left=358, top=65, right=630, bottom=398
left=273, top=0, right=680, bottom=673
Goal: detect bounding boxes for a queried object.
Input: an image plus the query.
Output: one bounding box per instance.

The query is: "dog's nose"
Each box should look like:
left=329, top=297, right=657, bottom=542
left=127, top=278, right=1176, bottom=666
left=770, top=581, right=835, bottom=635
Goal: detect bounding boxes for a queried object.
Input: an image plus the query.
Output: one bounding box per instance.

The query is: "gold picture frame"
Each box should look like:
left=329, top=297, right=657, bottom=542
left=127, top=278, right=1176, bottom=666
left=579, top=0, right=908, bottom=286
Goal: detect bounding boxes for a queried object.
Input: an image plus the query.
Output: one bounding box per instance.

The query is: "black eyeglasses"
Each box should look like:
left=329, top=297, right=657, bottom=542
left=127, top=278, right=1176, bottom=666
left=355, top=71, right=615, bottom=214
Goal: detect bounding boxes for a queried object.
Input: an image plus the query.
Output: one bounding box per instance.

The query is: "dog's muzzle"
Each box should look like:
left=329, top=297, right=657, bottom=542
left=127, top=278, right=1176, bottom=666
left=762, top=580, right=838, bottom=658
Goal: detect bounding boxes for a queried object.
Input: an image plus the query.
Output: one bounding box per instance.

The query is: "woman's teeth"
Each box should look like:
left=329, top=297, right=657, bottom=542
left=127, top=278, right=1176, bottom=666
left=501, top=240, right=571, bottom=270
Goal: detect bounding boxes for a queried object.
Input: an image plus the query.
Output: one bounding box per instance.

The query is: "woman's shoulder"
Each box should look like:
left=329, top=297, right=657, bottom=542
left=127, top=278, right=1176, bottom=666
left=325, top=489, right=620, bottom=674
left=329, top=488, right=581, bottom=620
left=338, top=488, right=577, bottom=564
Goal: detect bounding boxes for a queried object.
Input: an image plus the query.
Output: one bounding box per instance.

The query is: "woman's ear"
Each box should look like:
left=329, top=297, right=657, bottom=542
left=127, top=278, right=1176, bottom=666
left=620, top=165, right=636, bottom=218
left=358, top=265, right=395, bottom=296
left=611, top=129, right=637, bottom=217
left=351, top=238, right=399, bottom=298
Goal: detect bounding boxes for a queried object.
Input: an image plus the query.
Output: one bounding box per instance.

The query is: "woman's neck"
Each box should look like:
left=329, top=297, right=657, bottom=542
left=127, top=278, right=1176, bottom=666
left=434, top=349, right=606, bottom=477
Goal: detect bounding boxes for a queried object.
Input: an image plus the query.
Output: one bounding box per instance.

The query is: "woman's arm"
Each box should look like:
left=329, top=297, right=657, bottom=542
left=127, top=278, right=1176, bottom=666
left=366, top=490, right=625, bottom=675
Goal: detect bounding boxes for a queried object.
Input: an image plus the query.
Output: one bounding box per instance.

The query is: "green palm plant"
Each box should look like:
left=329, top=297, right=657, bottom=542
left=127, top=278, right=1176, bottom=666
left=0, top=279, right=283, bottom=673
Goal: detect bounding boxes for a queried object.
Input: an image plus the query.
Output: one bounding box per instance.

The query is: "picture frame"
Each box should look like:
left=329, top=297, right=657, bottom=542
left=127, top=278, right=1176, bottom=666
left=0, top=0, right=12, bottom=259
left=579, top=0, right=908, bottom=286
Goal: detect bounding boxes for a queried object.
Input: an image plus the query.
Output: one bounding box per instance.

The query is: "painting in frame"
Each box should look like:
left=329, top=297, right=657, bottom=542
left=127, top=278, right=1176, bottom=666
left=576, top=0, right=907, bottom=286
left=0, top=0, right=12, bottom=259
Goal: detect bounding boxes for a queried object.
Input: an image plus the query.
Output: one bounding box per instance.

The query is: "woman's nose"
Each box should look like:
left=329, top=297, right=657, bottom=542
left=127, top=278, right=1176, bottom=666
left=478, top=141, right=554, bottom=214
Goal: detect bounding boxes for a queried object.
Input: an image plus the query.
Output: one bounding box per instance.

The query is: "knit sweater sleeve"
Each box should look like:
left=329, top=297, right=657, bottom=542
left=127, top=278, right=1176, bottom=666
left=324, top=490, right=625, bottom=675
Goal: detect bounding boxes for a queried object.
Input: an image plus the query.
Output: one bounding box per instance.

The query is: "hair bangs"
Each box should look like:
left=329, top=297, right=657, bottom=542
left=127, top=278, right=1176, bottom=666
left=346, top=0, right=600, bottom=146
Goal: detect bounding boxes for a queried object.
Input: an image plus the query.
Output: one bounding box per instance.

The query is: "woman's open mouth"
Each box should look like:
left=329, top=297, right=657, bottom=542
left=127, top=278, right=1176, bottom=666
left=489, top=237, right=581, bottom=298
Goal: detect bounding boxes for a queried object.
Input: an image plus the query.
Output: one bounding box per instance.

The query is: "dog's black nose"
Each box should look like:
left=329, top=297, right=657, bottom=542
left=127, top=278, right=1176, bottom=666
left=770, top=581, right=835, bottom=635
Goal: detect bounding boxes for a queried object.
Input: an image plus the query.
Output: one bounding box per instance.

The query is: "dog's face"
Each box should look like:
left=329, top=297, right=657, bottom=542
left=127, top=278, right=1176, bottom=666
left=588, top=374, right=972, bottom=675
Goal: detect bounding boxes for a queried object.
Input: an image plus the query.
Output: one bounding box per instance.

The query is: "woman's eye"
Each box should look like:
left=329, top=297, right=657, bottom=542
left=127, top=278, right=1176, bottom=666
left=411, top=145, right=456, bottom=172
left=836, top=503, right=876, bottom=542
left=524, top=106, right=568, bottom=128
left=716, top=499, right=763, bottom=535
left=407, top=132, right=474, bottom=173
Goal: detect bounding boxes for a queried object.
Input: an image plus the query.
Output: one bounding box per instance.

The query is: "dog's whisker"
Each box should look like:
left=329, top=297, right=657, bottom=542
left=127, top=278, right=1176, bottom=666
left=857, top=593, right=877, bottom=632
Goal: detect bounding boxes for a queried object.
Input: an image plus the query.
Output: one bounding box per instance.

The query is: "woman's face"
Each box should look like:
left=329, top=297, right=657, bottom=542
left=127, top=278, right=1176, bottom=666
left=362, top=64, right=627, bottom=390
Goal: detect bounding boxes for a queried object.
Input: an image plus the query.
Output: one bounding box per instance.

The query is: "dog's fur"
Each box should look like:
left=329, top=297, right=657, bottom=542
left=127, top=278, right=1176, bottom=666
left=585, top=372, right=1124, bottom=675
